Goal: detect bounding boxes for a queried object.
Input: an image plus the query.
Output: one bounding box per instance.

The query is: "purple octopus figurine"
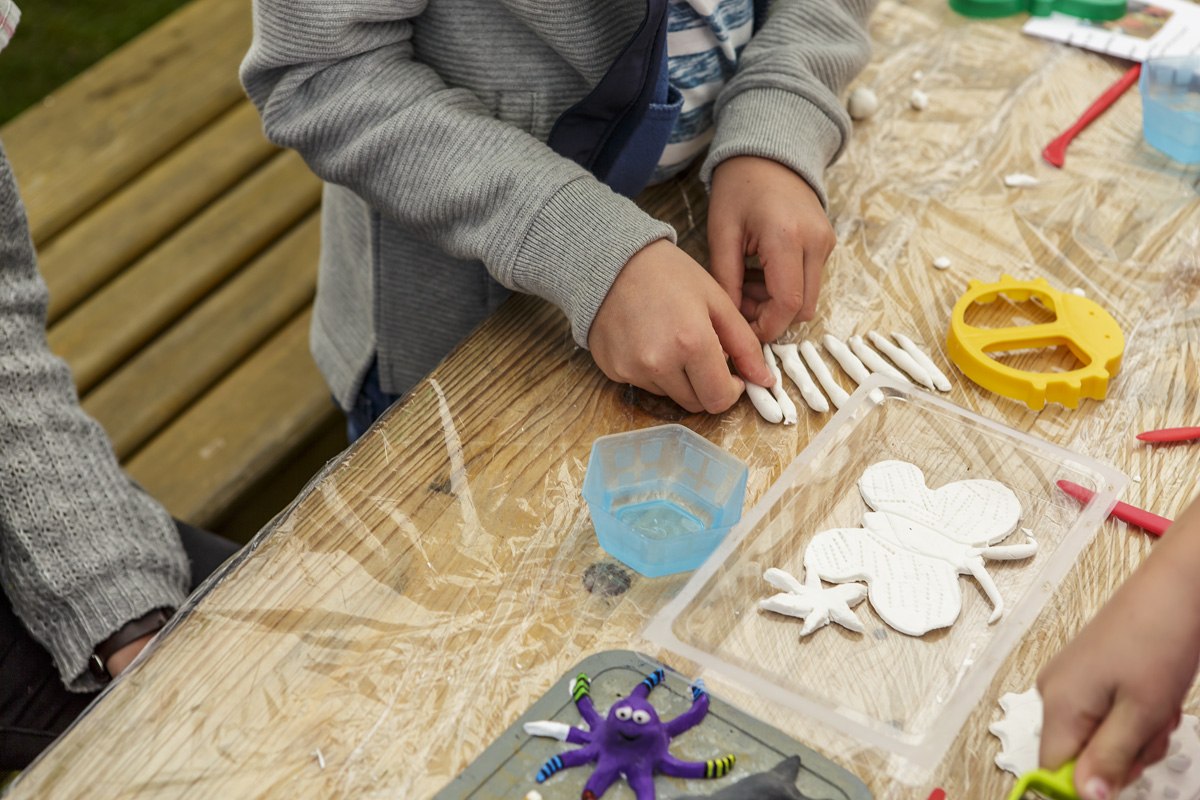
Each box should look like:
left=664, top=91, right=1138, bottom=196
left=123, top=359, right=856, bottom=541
left=523, top=668, right=736, bottom=799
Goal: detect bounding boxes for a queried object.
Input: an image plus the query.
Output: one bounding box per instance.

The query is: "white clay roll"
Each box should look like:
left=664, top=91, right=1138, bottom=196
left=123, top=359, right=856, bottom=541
left=745, top=383, right=783, bottom=423
left=847, top=335, right=910, bottom=385
left=892, top=332, right=952, bottom=392
left=867, top=331, right=935, bottom=390
left=821, top=334, right=872, bottom=385
left=762, top=343, right=798, bottom=425
left=799, top=341, right=849, bottom=409
left=770, top=343, right=829, bottom=413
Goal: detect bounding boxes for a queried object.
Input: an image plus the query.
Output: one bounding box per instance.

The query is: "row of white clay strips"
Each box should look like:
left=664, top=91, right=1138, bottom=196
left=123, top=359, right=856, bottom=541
left=745, top=332, right=952, bottom=424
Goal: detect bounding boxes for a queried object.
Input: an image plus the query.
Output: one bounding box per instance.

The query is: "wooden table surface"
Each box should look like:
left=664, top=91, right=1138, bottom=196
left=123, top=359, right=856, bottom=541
left=12, top=0, right=1200, bottom=797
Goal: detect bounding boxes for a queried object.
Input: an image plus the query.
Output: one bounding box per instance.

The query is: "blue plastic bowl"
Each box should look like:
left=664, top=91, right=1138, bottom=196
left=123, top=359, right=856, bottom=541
left=1140, top=55, right=1200, bottom=164
left=582, top=424, right=748, bottom=578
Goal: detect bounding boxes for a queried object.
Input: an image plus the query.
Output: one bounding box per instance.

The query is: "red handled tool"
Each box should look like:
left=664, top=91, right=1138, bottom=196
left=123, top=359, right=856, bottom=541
left=1137, top=426, right=1200, bottom=443
left=1042, top=63, right=1141, bottom=168
left=1056, top=479, right=1172, bottom=536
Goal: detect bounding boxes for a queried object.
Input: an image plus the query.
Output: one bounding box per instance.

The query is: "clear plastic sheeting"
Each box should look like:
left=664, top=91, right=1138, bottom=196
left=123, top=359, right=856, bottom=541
left=10, top=0, right=1200, bottom=797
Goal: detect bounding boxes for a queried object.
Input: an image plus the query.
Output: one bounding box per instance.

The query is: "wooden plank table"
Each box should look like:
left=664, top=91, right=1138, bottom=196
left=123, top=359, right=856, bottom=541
left=10, top=0, right=1199, bottom=796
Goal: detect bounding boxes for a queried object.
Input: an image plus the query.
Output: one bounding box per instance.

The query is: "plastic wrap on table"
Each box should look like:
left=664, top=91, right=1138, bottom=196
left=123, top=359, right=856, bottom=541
left=8, top=0, right=1200, bottom=798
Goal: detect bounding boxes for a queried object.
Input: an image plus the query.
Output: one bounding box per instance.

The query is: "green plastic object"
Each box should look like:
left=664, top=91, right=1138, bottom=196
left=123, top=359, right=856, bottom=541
left=1006, top=761, right=1079, bottom=800
left=949, top=0, right=1125, bottom=20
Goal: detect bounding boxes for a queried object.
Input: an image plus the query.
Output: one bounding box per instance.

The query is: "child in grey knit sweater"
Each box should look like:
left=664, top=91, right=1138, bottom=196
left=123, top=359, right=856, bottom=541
left=0, top=7, right=238, bottom=769
left=242, top=0, right=875, bottom=436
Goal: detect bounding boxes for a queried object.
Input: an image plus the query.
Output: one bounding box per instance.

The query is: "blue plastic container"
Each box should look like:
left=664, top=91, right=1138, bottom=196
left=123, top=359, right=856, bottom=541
left=582, top=424, right=748, bottom=577
left=1140, top=55, right=1200, bottom=164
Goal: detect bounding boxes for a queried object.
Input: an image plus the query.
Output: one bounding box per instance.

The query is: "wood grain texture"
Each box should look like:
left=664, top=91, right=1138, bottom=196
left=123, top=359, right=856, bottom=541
left=39, top=103, right=278, bottom=323
left=9, top=0, right=1200, bottom=798
left=46, top=151, right=321, bottom=393
left=0, top=0, right=251, bottom=243
left=123, top=309, right=338, bottom=528
left=82, top=214, right=320, bottom=458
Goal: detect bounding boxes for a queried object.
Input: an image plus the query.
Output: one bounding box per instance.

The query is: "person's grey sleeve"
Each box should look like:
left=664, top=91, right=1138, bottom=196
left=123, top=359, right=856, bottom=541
left=701, top=0, right=878, bottom=208
left=239, top=0, right=675, bottom=349
left=0, top=142, right=189, bottom=692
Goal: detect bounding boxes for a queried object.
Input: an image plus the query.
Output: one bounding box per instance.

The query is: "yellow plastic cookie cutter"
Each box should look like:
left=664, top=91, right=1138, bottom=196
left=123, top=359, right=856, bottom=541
left=946, top=275, right=1124, bottom=410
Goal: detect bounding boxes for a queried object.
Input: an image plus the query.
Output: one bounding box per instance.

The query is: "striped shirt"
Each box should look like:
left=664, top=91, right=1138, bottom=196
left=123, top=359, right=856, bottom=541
left=653, top=0, right=754, bottom=182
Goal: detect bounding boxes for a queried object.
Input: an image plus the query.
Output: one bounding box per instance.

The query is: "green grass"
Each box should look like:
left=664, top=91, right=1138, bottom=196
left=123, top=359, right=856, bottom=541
left=0, top=0, right=192, bottom=125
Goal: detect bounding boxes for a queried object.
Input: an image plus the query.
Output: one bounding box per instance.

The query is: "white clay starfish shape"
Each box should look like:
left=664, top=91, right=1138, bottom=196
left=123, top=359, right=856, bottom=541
left=759, top=566, right=868, bottom=636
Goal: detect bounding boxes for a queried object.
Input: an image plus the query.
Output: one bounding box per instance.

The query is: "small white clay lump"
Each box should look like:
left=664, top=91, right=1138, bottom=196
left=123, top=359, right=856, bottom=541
left=910, top=89, right=929, bottom=111
left=1003, top=173, right=1040, bottom=188
left=847, top=86, right=879, bottom=120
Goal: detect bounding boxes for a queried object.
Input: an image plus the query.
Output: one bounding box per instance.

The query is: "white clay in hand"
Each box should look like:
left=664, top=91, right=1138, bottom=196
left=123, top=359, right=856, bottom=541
left=746, top=382, right=783, bottom=423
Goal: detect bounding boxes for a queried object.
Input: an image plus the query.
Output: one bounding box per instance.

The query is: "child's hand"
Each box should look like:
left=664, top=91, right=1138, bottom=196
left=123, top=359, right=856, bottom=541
left=1037, top=511, right=1200, bottom=799
left=707, top=156, right=836, bottom=342
left=589, top=239, right=772, bottom=414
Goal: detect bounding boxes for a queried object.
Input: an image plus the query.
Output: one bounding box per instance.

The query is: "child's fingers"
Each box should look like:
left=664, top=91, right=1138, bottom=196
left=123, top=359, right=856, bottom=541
left=684, top=347, right=746, bottom=413
left=708, top=214, right=747, bottom=310
left=709, top=295, right=772, bottom=387
left=799, top=241, right=826, bottom=321
left=1075, top=701, right=1164, bottom=799
left=1038, top=689, right=1099, bottom=774
left=749, top=238, right=806, bottom=342
left=645, top=372, right=704, bottom=415
left=1128, top=724, right=1174, bottom=782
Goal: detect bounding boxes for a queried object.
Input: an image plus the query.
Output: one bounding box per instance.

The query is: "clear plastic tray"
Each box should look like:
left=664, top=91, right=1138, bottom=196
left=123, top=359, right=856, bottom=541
left=644, top=376, right=1126, bottom=781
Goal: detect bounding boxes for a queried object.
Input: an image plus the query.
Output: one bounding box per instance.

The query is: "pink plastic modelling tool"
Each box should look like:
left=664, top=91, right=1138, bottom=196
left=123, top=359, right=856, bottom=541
left=1056, top=479, right=1172, bottom=536
left=1042, top=63, right=1141, bottom=168
left=1137, top=426, right=1200, bottom=443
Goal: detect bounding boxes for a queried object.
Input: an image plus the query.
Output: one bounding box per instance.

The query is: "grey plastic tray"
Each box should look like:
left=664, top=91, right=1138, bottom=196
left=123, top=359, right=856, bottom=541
left=433, top=649, right=872, bottom=800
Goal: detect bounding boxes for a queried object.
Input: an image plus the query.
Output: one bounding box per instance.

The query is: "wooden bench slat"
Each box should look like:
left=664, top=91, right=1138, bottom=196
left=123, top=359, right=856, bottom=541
left=0, top=0, right=251, bottom=244
left=47, top=151, right=322, bottom=393
left=125, top=308, right=339, bottom=529
left=41, top=103, right=278, bottom=324
left=84, top=214, right=321, bottom=459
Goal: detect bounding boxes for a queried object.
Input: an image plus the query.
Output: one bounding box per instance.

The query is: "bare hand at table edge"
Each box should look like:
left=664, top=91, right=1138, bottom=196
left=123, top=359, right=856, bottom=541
left=1038, top=493, right=1200, bottom=800
left=589, top=239, right=772, bottom=414
left=105, top=634, right=156, bottom=678
left=707, top=156, right=836, bottom=342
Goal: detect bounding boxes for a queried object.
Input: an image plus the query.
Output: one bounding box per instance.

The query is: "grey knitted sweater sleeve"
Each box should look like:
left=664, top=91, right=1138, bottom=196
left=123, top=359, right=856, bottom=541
left=0, top=142, right=189, bottom=692
left=240, top=1, right=874, bottom=348
left=239, top=0, right=677, bottom=349
left=701, top=0, right=878, bottom=208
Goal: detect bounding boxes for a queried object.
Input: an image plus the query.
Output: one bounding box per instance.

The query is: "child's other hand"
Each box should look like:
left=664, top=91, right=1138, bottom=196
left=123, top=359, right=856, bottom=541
left=708, top=156, right=835, bottom=342
left=1037, top=549, right=1200, bottom=799
left=589, top=239, right=772, bottom=414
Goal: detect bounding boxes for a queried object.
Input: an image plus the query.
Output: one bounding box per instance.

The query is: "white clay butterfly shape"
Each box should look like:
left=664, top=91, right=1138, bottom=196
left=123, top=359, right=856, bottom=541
left=799, top=460, right=1036, bottom=636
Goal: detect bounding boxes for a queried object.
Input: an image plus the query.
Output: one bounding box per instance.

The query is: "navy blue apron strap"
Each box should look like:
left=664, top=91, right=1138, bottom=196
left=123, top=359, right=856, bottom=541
left=754, top=0, right=771, bottom=31
left=546, top=0, right=670, bottom=181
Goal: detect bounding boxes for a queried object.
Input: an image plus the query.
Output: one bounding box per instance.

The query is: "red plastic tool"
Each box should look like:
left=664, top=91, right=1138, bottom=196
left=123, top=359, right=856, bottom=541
left=1056, top=479, right=1173, bottom=536
left=1137, top=426, right=1200, bottom=443
left=1042, top=63, right=1141, bottom=168
left=927, top=790, right=947, bottom=800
